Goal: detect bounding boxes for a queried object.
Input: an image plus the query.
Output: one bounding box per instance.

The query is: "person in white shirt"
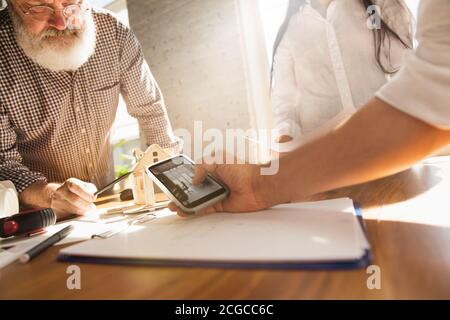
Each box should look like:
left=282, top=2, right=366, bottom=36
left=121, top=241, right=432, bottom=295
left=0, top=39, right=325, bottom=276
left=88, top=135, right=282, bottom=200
left=168, top=0, right=450, bottom=215
left=271, top=0, right=414, bottom=146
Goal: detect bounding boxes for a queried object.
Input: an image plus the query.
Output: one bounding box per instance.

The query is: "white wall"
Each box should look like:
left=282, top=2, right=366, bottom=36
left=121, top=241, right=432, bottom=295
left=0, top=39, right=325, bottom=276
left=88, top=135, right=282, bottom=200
left=127, top=0, right=252, bottom=147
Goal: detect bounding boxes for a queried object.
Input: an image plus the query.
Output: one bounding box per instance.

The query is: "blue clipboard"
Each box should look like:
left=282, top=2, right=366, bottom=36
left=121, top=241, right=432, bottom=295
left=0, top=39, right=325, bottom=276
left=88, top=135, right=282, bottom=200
left=58, top=202, right=372, bottom=270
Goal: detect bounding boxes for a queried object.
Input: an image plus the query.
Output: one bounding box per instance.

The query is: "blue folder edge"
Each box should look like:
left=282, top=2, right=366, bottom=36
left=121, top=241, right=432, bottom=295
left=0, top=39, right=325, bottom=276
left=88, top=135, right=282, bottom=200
left=58, top=202, right=372, bottom=270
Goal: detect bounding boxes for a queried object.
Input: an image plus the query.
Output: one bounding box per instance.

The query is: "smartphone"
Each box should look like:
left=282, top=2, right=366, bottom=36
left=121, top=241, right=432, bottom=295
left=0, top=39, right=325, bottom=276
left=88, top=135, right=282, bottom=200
left=146, top=155, right=229, bottom=213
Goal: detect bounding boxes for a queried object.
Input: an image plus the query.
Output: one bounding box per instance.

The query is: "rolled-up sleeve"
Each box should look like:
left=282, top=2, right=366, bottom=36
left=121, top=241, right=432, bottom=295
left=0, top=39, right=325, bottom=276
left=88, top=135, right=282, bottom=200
left=0, top=105, right=47, bottom=193
left=376, top=0, right=450, bottom=129
left=118, top=24, right=182, bottom=152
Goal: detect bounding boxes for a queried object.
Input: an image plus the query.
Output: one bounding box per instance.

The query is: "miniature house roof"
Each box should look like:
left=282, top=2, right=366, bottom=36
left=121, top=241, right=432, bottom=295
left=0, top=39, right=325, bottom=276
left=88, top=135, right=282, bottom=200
left=132, top=144, right=172, bottom=172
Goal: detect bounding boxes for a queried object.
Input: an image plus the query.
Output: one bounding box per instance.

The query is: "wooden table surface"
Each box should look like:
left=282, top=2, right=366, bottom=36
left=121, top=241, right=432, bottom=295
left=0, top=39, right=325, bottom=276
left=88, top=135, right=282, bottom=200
left=1, top=157, right=450, bottom=299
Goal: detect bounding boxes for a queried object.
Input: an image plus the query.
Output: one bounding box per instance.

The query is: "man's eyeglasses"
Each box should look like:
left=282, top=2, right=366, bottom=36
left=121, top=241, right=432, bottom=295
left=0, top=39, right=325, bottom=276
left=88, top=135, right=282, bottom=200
left=22, top=2, right=88, bottom=22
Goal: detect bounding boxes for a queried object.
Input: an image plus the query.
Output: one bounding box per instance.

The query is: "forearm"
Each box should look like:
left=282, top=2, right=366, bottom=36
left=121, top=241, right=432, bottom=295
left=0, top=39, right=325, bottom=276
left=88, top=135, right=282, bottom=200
left=262, top=98, right=450, bottom=205
left=19, top=182, right=60, bottom=209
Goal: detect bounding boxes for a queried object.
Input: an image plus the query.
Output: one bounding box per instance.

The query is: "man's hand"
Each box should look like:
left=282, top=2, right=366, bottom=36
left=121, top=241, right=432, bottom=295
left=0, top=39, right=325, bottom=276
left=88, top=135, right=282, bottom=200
left=50, top=178, right=98, bottom=219
left=20, top=178, right=98, bottom=220
left=168, top=163, right=269, bottom=216
left=276, top=135, right=293, bottom=143
left=169, top=99, right=450, bottom=218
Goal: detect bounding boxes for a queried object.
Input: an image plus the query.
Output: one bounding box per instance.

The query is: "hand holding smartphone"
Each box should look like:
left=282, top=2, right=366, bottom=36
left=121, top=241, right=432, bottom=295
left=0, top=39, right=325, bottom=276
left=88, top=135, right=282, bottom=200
left=146, top=155, right=229, bottom=214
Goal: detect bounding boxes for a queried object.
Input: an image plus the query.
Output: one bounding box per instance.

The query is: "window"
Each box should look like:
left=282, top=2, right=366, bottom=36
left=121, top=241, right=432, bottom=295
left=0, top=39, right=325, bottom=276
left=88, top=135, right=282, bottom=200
left=91, top=0, right=140, bottom=175
left=258, top=0, right=288, bottom=67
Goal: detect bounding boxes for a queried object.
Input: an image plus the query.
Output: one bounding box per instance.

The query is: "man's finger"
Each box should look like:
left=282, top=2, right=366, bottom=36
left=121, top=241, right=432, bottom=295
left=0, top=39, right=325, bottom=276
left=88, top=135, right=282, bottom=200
left=65, top=178, right=97, bottom=202
left=173, top=205, right=218, bottom=217
left=56, top=188, right=96, bottom=213
left=192, top=163, right=218, bottom=185
left=192, top=165, right=208, bottom=185
left=53, top=198, right=96, bottom=216
left=176, top=210, right=191, bottom=218
left=168, top=202, right=178, bottom=212
left=168, top=202, right=193, bottom=217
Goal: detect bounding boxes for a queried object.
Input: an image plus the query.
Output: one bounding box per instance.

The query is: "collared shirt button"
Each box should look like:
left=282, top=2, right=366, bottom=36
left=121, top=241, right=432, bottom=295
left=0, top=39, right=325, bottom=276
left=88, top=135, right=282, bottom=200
left=86, top=148, right=90, bottom=154
left=75, top=107, right=81, bottom=112
left=81, top=128, right=86, bottom=134
left=89, top=163, right=93, bottom=168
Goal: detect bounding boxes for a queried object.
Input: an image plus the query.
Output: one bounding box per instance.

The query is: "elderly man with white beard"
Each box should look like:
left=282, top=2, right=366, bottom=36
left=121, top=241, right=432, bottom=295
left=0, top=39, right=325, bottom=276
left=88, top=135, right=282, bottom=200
left=0, top=0, right=181, bottom=219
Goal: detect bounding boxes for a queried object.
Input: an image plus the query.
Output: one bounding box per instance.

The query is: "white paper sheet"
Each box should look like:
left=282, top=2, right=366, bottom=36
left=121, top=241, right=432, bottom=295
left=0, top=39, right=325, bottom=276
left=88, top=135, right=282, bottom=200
left=60, top=198, right=370, bottom=265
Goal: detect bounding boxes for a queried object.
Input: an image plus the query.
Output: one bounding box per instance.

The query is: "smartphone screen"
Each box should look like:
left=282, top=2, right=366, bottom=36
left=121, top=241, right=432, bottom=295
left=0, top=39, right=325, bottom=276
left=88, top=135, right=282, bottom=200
left=148, top=156, right=228, bottom=209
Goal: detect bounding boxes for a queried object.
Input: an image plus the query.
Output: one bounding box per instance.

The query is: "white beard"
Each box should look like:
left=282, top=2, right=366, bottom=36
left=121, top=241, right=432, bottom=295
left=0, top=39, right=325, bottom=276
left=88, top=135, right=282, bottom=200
left=10, top=7, right=97, bottom=72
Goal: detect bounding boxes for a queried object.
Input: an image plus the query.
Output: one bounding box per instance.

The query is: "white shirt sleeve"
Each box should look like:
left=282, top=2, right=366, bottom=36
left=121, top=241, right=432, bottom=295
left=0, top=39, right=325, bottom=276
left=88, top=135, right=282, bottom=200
left=271, top=35, right=302, bottom=140
left=376, top=0, right=450, bottom=129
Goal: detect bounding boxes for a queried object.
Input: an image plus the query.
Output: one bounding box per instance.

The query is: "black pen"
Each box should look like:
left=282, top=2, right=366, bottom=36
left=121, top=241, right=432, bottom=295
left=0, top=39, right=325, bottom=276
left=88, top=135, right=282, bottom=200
left=20, top=225, right=74, bottom=263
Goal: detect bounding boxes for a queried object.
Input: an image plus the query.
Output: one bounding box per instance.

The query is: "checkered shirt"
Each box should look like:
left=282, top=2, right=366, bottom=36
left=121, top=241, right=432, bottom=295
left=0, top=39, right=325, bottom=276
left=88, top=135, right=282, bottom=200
left=0, top=7, right=181, bottom=192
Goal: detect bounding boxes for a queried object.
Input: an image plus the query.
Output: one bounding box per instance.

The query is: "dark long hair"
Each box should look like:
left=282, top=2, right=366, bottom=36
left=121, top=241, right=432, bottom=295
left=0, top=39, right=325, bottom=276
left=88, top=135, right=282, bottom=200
left=271, top=0, right=413, bottom=80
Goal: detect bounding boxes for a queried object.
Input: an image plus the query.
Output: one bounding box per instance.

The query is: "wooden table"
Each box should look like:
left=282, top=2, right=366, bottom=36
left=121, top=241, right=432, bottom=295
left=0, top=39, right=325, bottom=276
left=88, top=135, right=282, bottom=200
left=1, top=157, right=450, bottom=299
